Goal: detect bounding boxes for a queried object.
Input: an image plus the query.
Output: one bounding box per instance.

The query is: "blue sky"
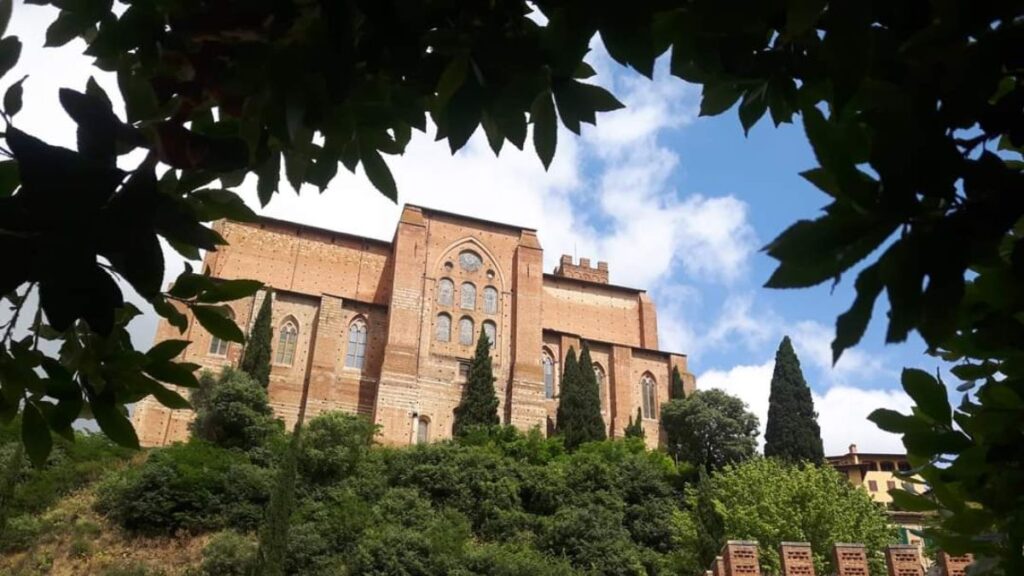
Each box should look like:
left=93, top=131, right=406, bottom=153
left=6, top=5, right=942, bottom=453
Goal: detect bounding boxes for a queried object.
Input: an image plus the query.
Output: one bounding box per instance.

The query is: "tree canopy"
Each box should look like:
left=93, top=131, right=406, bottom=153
left=240, top=291, right=274, bottom=388
left=683, top=458, right=895, bottom=576
left=660, top=389, right=758, bottom=471
left=0, top=1, right=1020, bottom=568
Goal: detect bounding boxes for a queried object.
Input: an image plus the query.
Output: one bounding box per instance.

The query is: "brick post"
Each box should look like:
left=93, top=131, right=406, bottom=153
left=712, top=556, right=725, bottom=576
left=832, top=543, right=870, bottom=576
left=780, top=542, right=815, bottom=576
left=937, top=551, right=973, bottom=576
left=722, top=540, right=761, bottom=576
left=885, top=545, right=924, bottom=576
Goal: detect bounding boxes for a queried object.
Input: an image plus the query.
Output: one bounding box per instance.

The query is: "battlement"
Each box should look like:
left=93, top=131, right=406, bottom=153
left=554, top=254, right=609, bottom=284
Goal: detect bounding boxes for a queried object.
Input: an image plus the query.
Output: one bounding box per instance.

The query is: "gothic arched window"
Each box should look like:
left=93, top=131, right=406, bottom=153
left=435, top=313, right=451, bottom=342
left=459, top=317, right=475, bottom=346
left=641, top=374, right=657, bottom=419
left=483, top=286, right=498, bottom=314
left=482, top=320, right=496, bottom=349
left=542, top=350, right=555, bottom=399
left=460, top=282, right=476, bottom=310
left=437, top=278, right=454, bottom=306
left=345, top=318, right=368, bottom=369
left=416, top=416, right=430, bottom=444
left=275, top=317, right=299, bottom=366
left=208, top=308, right=234, bottom=357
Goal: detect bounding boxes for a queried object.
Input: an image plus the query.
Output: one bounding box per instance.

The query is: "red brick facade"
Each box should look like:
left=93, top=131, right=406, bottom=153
left=131, top=205, right=696, bottom=447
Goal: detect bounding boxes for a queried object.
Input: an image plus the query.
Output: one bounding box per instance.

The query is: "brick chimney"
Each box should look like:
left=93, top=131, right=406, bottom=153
left=553, top=254, right=609, bottom=284
left=850, top=443, right=859, bottom=464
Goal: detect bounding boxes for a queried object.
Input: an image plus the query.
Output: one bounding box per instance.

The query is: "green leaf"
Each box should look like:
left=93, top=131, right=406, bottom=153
left=0, top=159, right=18, bottom=197
left=189, top=188, right=258, bottom=222
left=146, top=339, right=190, bottom=362
left=902, top=368, right=951, bottom=426
left=867, top=408, right=929, bottom=434
left=950, top=362, right=998, bottom=382
left=147, top=380, right=191, bottom=410
left=700, top=83, right=743, bottom=117
left=193, top=304, right=245, bottom=343
left=889, top=488, right=938, bottom=512
left=90, top=395, right=139, bottom=449
left=21, top=400, right=52, bottom=467
left=531, top=91, right=556, bottom=170
left=0, top=0, right=11, bottom=37
left=0, top=36, right=21, bottom=80
left=144, top=360, right=199, bottom=388
left=3, top=74, right=24, bottom=116
left=153, top=297, right=188, bottom=332
left=256, top=150, right=280, bottom=207
left=198, top=279, right=262, bottom=303
left=360, top=147, right=397, bottom=202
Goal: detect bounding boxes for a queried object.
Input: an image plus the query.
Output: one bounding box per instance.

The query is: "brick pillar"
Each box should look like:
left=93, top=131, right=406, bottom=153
left=937, top=552, right=973, bottom=576
left=780, top=542, right=815, bottom=576
left=885, top=545, right=924, bottom=576
left=722, top=540, right=761, bottom=576
left=712, top=556, right=725, bottom=576
left=832, top=543, right=870, bottom=576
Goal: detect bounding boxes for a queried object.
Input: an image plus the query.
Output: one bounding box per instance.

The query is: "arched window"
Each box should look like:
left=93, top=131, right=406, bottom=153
left=641, top=374, right=657, bottom=419
left=208, top=308, right=234, bottom=357
left=593, top=364, right=606, bottom=407
left=435, top=313, right=451, bottom=342
left=345, top=318, right=368, bottom=369
left=275, top=318, right=299, bottom=366
left=416, top=416, right=430, bottom=444
left=542, top=350, right=555, bottom=399
left=483, top=286, right=498, bottom=314
left=459, top=316, right=474, bottom=346
left=460, top=282, right=476, bottom=310
left=437, top=278, right=454, bottom=306
left=482, top=320, right=496, bottom=348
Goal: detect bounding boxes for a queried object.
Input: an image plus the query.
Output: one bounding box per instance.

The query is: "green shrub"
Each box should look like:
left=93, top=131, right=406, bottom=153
left=100, top=562, right=166, bottom=576
left=195, top=531, right=256, bottom=576
left=0, top=421, right=133, bottom=519
left=95, top=441, right=272, bottom=535
left=190, top=368, right=283, bottom=452
left=298, top=412, right=378, bottom=485
left=69, top=535, right=93, bottom=558
left=0, top=513, right=46, bottom=552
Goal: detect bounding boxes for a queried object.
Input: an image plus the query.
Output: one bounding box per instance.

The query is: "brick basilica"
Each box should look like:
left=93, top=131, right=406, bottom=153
left=131, top=205, right=696, bottom=447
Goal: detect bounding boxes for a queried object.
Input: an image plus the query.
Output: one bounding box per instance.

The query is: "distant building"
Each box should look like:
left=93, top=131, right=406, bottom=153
left=131, top=205, right=696, bottom=447
left=827, top=444, right=930, bottom=556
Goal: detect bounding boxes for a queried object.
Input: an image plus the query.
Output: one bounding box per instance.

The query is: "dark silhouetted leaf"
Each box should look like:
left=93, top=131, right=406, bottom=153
left=21, top=400, right=52, bottom=467
left=198, top=278, right=262, bottom=303
left=90, top=394, right=139, bottom=449
left=145, top=360, right=199, bottom=388
left=0, top=36, right=21, bottom=80
left=531, top=91, right=556, bottom=170
left=146, top=339, right=190, bottom=362
left=0, top=159, right=18, bottom=197
left=193, top=304, right=245, bottom=343
left=3, top=74, right=24, bottom=116
left=360, top=148, right=397, bottom=202
left=902, top=368, right=951, bottom=426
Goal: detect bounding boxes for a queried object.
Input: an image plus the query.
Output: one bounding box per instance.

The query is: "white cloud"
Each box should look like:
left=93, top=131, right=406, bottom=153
left=789, top=320, right=892, bottom=384
left=697, top=360, right=912, bottom=454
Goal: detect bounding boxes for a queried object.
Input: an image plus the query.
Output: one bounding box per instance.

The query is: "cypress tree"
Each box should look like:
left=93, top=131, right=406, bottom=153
left=671, top=366, right=686, bottom=399
left=452, top=328, right=500, bottom=436
left=763, top=336, right=824, bottom=463
left=575, top=343, right=607, bottom=443
left=241, top=290, right=273, bottom=388
left=554, top=347, right=584, bottom=450
left=624, top=407, right=645, bottom=439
